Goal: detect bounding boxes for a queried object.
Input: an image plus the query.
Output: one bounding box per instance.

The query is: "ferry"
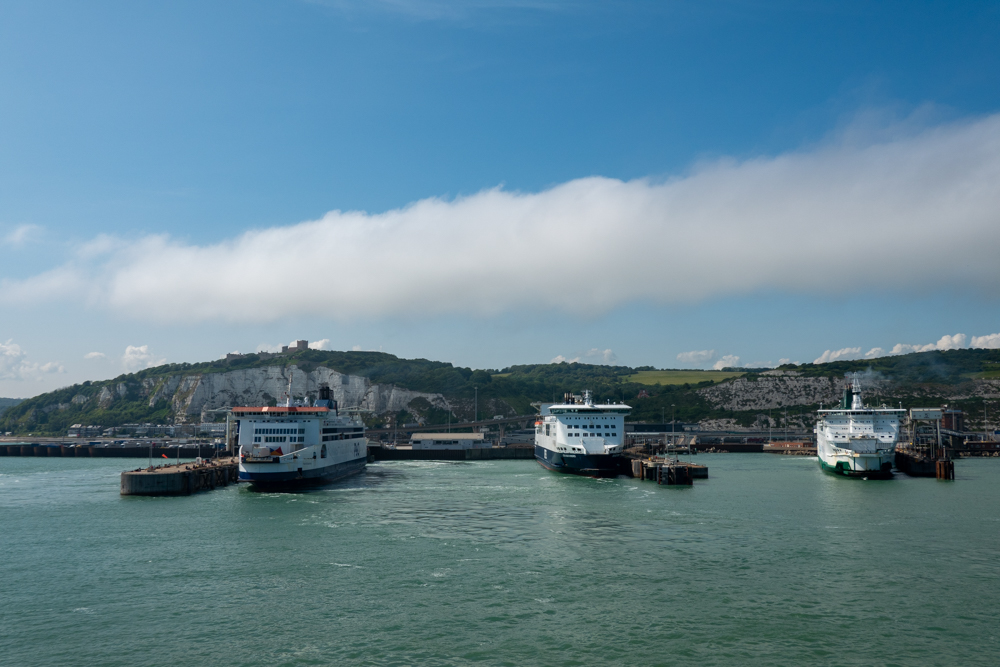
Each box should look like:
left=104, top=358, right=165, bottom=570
left=535, top=391, right=631, bottom=477
left=815, top=376, right=904, bottom=479
left=235, top=384, right=367, bottom=489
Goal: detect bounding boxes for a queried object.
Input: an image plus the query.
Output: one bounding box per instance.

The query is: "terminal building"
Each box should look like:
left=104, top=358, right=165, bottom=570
left=407, top=433, right=489, bottom=450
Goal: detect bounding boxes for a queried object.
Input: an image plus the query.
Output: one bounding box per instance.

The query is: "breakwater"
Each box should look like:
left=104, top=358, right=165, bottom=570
left=0, top=443, right=219, bottom=458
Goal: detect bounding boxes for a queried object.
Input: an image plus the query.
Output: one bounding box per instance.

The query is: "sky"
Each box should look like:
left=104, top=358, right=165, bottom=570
left=2, top=0, right=1000, bottom=397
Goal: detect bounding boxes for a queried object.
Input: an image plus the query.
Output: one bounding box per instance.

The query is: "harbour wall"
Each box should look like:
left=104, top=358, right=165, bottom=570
left=0, top=444, right=219, bottom=458
left=370, top=446, right=535, bottom=461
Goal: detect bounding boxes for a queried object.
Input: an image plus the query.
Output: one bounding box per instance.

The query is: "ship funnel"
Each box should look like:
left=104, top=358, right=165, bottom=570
left=850, top=374, right=863, bottom=410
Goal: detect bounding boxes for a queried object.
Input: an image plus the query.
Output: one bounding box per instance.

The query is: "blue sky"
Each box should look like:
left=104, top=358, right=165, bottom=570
left=2, top=0, right=1000, bottom=396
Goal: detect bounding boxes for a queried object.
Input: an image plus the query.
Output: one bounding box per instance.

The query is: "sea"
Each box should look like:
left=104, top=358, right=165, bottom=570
left=2, top=454, right=999, bottom=666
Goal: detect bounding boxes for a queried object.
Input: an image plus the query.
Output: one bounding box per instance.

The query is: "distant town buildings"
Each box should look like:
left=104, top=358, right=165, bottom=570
left=67, top=424, right=104, bottom=438
left=71, top=423, right=228, bottom=438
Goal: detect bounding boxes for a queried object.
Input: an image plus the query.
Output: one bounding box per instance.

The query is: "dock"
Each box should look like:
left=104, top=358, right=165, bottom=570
left=763, top=441, right=817, bottom=456
left=120, top=457, right=239, bottom=496
left=895, top=447, right=955, bottom=479
left=630, top=456, right=707, bottom=485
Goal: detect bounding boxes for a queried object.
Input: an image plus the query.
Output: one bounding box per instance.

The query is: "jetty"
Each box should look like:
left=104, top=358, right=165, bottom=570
left=630, top=456, right=707, bottom=485
left=120, top=457, right=239, bottom=496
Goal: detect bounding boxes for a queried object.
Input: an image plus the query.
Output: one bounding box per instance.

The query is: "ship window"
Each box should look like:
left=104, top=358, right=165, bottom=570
left=321, top=444, right=327, bottom=458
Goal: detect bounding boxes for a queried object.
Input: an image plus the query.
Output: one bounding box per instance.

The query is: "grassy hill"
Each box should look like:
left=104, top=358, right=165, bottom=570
left=0, top=398, right=24, bottom=419
left=625, top=370, right=746, bottom=385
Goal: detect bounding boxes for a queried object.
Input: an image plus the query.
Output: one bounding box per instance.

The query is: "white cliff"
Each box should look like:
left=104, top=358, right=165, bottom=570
left=136, top=365, right=451, bottom=421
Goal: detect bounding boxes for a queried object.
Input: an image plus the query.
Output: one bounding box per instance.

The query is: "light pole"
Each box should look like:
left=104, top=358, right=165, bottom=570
left=475, top=386, right=478, bottom=424
left=672, top=404, right=676, bottom=446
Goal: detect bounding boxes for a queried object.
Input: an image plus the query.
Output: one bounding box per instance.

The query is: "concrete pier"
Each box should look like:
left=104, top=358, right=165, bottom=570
left=120, top=457, right=239, bottom=496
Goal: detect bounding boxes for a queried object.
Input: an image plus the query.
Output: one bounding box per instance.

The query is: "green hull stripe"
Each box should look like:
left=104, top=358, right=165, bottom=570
left=819, top=458, right=892, bottom=479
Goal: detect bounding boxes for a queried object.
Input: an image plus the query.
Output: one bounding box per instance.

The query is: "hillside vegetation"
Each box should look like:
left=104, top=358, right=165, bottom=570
left=0, top=398, right=24, bottom=418
left=2, top=348, right=999, bottom=435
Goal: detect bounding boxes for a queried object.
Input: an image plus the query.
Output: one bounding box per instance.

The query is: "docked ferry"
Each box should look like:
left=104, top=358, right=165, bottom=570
left=236, top=386, right=367, bottom=489
left=815, top=377, right=904, bottom=479
left=535, top=391, right=631, bottom=477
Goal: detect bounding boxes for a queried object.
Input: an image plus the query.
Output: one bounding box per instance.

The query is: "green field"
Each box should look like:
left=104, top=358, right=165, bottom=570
left=969, top=370, right=1000, bottom=379
left=625, top=370, right=745, bottom=385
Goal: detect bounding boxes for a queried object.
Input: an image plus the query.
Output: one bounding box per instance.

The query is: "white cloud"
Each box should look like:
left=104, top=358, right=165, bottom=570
left=593, top=348, right=617, bottom=364
left=5, top=114, right=1000, bottom=322
left=122, top=345, right=166, bottom=373
left=0, top=339, right=65, bottom=380
left=864, top=347, right=885, bottom=359
left=550, top=348, right=617, bottom=365
left=713, top=355, right=740, bottom=370
left=308, top=339, right=331, bottom=350
left=352, top=345, right=362, bottom=351
left=813, top=347, right=862, bottom=364
left=744, top=360, right=778, bottom=368
left=890, top=333, right=967, bottom=355
left=972, top=333, right=1000, bottom=349
left=256, top=343, right=282, bottom=353
left=84, top=351, right=106, bottom=359
left=778, top=358, right=793, bottom=365
left=3, top=223, right=41, bottom=247
left=677, top=349, right=715, bottom=365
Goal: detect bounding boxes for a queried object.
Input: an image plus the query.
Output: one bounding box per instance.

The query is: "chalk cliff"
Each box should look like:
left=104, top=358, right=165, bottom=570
left=103, top=365, right=449, bottom=421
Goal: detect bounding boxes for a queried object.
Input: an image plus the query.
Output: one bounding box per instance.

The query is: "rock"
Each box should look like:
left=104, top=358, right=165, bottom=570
left=97, top=386, right=115, bottom=408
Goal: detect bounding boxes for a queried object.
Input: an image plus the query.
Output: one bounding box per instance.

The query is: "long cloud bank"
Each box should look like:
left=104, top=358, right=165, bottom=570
left=4, top=114, right=1000, bottom=323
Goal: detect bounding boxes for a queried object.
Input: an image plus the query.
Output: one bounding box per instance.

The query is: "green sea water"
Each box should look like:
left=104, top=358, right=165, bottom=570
left=2, top=454, right=999, bottom=666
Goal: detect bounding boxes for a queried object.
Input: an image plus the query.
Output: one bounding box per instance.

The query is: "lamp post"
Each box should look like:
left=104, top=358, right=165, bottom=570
left=671, top=404, right=676, bottom=445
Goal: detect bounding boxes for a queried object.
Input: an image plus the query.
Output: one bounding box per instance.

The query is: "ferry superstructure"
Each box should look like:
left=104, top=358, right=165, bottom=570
left=815, top=377, right=904, bottom=479
left=236, top=385, right=366, bottom=488
left=535, top=391, right=631, bottom=477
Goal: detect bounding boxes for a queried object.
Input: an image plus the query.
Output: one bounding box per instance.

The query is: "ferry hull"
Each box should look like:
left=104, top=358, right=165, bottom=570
left=818, top=452, right=894, bottom=479
left=239, top=456, right=366, bottom=489
left=535, top=445, right=626, bottom=477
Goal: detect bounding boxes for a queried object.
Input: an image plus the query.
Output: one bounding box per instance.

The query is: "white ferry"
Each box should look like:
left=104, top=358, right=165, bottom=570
left=535, top=391, right=631, bottom=477
left=815, top=377, right=904, bottom=479
left=236, top=385, right=367, bottom=488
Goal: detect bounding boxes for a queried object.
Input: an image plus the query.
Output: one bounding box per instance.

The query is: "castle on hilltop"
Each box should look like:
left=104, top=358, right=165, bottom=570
left=225, top=340, right=309, bottom=362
